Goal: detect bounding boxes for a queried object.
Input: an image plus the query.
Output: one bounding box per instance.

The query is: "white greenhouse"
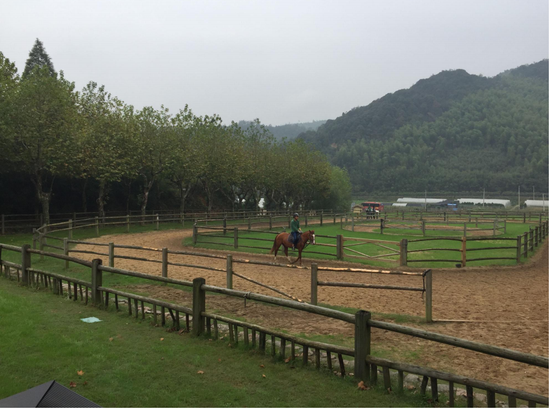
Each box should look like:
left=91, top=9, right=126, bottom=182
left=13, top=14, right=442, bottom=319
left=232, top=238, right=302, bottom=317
left=456, top=198, right=511, bottom=208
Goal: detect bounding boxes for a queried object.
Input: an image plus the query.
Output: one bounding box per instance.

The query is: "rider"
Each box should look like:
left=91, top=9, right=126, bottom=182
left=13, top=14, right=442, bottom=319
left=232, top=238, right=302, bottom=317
left=290, top=213, right=302, bottom=250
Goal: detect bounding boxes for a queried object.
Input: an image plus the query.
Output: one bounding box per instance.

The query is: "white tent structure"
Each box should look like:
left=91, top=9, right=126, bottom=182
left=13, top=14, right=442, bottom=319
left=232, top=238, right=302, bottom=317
left=524, top=200, right=548, bottom=208
left=456, top=198, right=511, bottom=208
left=396, top=198, right=447, bottom=204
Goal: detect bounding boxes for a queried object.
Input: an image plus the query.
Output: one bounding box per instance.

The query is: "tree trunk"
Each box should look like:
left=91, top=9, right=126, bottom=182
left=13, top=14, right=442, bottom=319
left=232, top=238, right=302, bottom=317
left=97, top=180, right=107, bottom=223
left=140, top=178, right=155, bottom=223
left=81, top=178, right=88, bottom=213
left=33, top=175, right=51, bottom=226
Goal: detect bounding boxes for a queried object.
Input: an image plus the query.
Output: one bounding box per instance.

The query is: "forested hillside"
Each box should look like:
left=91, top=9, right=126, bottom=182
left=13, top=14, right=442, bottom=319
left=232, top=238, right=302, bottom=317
left=299, top=60, right=549, bottom=193
left=238, top=120, right=326, bottom=141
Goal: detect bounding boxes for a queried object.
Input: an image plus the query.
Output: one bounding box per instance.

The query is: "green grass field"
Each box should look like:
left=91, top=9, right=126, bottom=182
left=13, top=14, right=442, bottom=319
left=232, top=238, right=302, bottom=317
left=0, top=277, right=441, bottom=407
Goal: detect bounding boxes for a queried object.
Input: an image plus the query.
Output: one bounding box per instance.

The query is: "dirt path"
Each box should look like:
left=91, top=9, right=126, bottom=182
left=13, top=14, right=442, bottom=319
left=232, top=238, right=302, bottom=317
left=74, top=229, right=549, bottom=396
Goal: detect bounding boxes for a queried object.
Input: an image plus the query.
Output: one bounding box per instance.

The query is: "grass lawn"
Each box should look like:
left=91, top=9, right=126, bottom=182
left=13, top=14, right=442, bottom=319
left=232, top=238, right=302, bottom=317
left=0, top=278, right=438, bottom=407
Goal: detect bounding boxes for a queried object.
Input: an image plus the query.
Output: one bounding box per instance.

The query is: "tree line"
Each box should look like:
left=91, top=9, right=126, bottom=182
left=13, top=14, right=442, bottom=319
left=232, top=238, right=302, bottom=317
left=0, top=41, right=351, bottom=224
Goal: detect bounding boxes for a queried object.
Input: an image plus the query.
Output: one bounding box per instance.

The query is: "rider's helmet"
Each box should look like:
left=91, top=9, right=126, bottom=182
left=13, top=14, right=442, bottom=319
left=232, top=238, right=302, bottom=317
left=293, top=213, right=299, bottom=218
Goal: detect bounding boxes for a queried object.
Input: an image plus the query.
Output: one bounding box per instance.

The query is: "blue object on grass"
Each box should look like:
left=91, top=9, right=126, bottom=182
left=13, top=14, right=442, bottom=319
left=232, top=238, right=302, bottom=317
left=80, top=317, right=102, bottom=323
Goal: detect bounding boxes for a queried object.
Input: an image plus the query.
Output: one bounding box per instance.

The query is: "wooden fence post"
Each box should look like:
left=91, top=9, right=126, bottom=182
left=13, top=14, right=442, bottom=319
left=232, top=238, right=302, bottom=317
left=69, top=219, right=73, bottom=239
left=21, top=244, right=31, bottom=286
left=463, top=222, right=467, bottom=237
left=126, top=215, right=130, bottom=232
left=461, top=237, right=467, bottom=267
left=354, top=310, right=371, bottom=384
left=233, top=227, right=238, bottom=249
left=399, top=239, right=408, bottom=266
left=516, top=236, right=522, bottom=264
left=223, top=217, right=227, bottom=235
left=32, top=229, right=37, bottom=249
left=336, top=235, right=344, bottom=260
left=95, top=216, right=99, bottom=236
left=535, top=226, right=539, bottom=247
left=305, top=213, right=308, bottom=227
left=320, top=211, right=323, bottom=227
left=269, top=215, right=272, bottom=230
left=64, top=238, right=69, bottom=269
left=475, top=217, right=478, bottom=228
left=425, top=269, right=433, bottom=323
left=226, top=255, right=233, bottom=289
left=504, top=219, right=507, bottom=234
left=421, top=220, right=425, bottom=236
left=310, top=263, right=318, bottom=305
left=493, top=219, right=496, bottom=237
left=162, top=247, right=168, bottom=278
left=156, top=214, right=159, bottom=230
left=333, top=211, right=336, bottom=225
left=523, top=232, right=528, bottom=257
left=351, top=214, right=355, bottom=232
left=109, top=243, right=115, bottom=267
left=192, top=278, right=206, bottom=336
left=91, top=258, right=103, bottom=305
left=523, top=212, right=526, bottom=223
left=39, top=231, right=44, bottom=261
left=193, top=224, right=197, bottom=245
left=380, top=218, right=384, bottom=235
left=248, top=217, right=251, bottom=231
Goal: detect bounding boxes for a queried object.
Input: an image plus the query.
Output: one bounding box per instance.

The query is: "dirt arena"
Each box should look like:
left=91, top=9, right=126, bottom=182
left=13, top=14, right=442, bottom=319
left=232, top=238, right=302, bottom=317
left=73, top=229, right=549, bottom=396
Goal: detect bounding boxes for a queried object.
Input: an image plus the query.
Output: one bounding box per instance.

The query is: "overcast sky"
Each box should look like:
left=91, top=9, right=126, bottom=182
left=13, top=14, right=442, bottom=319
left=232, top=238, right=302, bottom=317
left=1, top=0, right=548, bottom=125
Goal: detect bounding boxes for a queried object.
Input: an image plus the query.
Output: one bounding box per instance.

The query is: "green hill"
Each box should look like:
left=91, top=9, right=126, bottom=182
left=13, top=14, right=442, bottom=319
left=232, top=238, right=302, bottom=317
left=298, top=60, right=549, bottom=193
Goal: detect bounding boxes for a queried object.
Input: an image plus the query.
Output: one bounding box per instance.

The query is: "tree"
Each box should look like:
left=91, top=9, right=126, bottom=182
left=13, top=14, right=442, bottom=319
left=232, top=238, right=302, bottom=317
left=6, top=67, right=78, bottom=224
left=134, top=106, right=174, bottom=216
left=164, top=106, right=201, bottom=215
left=77, top=82, right=138, bottom=220
left=0, top=52, right=19, bottom=167
left=22, top=39, right=56, bottom=79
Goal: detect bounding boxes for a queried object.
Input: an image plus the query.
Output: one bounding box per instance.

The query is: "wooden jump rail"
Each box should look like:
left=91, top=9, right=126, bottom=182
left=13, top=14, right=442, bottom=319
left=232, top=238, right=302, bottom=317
left=1, top=243, right=548, bottom=407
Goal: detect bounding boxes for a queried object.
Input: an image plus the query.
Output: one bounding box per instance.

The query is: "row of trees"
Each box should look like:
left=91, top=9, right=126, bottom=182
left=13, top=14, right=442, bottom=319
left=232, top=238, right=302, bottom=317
left=0, top=41, right=351, bottom=224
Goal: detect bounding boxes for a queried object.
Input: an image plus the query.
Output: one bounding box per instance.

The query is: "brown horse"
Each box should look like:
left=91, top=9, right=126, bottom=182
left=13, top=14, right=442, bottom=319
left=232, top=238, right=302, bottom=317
left=270, top=230, right=315, bottom=266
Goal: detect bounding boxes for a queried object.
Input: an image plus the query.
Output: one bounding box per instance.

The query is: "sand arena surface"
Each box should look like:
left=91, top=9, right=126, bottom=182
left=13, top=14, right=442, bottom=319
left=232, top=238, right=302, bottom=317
left=73, top=229, right=549, bottom=396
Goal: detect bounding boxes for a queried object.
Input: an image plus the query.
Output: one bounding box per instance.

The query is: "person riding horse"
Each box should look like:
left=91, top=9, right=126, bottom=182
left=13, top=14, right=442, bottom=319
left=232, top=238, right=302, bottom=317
left=290, top=213, right=302, bottom=250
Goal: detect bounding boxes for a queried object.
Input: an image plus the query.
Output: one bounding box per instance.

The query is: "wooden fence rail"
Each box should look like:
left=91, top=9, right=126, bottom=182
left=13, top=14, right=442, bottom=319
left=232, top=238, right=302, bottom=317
left=400, top=220, right=548, bottom=267
left=0, top=243, right=548, bottom=407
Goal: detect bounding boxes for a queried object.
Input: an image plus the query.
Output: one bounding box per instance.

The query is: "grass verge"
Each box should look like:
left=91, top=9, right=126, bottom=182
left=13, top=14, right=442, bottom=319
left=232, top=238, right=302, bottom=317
left=0, top=277, right=438, bottom=407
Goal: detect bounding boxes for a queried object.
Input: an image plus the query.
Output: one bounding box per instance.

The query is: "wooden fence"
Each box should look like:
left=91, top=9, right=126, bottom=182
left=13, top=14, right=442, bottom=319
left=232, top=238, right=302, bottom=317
left=347, top=215, right=508, bottom=238
left=0, top=243, right=548, bottom=407
left=2, top=209, right=337, bottom=234
left=402, top=220, right=549, bottom=267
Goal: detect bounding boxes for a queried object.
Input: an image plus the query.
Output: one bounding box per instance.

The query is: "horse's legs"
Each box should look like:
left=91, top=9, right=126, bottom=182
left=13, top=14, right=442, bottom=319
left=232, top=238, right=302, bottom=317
left=284, top=245, right=291, bottom=262
left=273, top=243, right=280, bottom=261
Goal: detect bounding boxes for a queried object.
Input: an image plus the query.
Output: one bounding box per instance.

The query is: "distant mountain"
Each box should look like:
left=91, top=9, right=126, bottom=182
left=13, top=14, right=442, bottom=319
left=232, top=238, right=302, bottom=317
left=298, top=60, right=549, bottom=193
left=238, top=120, right=327, bottom=141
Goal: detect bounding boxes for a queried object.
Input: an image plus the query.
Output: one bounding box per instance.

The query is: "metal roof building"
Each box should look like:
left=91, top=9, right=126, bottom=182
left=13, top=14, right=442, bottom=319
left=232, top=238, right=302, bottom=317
left=456, top=198, right=512, bottom=208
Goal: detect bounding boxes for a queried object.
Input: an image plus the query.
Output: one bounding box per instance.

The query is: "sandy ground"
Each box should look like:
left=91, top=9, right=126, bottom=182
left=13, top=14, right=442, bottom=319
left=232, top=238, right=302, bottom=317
left=73, top=229, right=549, bottom=396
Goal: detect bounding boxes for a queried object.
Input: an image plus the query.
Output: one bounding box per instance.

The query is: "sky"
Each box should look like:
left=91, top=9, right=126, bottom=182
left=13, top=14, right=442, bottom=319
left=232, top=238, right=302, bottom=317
left=1, top=0, right=548, bottom=126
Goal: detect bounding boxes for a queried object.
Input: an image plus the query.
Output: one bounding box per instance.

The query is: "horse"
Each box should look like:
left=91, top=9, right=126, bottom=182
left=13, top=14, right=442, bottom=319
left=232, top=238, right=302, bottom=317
left=270, top=230, right=315, bottom=266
